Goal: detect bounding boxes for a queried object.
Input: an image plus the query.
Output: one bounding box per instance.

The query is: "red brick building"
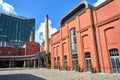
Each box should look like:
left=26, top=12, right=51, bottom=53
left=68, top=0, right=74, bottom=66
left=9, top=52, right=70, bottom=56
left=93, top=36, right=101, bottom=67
left=24, top=34, right=40, bottom=55
left=0, top=34, right=40, bottom=68
left=0, top=46, right=25, bottom=56
left=0, top=46, right=25, bottom=67
left=94, top=0, right=120, bottom=73
left=42, top=0, right=120, bottom=73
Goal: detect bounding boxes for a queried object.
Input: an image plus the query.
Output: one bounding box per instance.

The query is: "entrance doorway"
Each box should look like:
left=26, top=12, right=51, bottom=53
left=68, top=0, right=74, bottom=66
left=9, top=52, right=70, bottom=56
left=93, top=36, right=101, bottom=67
left=57, top=57, right=60, bottom=69
left=72, top=60, right=78, bottom=70
left=64, top=55, right=67, bottom=70
left=109, top=49, right=120, bottom=73
left=72, top=54, right=78, bottom=71
left=85, top=52, right=92, bottom=72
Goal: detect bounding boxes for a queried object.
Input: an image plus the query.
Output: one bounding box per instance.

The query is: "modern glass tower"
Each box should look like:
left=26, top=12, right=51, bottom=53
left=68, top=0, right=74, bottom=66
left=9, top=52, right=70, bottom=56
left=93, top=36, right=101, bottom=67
left=0, top=13, right=35, bottom=47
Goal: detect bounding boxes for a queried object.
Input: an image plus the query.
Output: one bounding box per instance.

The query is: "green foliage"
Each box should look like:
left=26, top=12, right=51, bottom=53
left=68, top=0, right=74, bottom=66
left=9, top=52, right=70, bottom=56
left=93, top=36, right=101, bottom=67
left=88, top=62, right=92, bottom=67
left=45, top=63, right=50, bottom=68
left=77, top=64, right=80, bottom=67
left=58, top=63, right=60, bottom=67
left=27, top=61, right=32, bottom=67
left=47, top=63, right=50, bottom=67
left=64, top=63, right=68, bottom=67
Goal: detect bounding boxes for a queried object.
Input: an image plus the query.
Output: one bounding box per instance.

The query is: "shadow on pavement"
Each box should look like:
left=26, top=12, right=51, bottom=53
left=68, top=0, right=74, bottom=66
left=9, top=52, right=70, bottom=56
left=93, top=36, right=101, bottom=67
left=0, top=74, right=46, bottom=80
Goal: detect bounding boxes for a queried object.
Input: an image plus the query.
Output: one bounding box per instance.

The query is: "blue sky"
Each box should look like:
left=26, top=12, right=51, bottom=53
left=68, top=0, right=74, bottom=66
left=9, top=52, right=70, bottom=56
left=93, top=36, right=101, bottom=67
left=0, top=0, right=106, bottom=44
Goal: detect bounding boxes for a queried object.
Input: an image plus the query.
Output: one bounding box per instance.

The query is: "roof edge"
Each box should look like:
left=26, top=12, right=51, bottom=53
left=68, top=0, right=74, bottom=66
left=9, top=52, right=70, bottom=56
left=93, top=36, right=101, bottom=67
left=60, top=0, right=94, bottom=26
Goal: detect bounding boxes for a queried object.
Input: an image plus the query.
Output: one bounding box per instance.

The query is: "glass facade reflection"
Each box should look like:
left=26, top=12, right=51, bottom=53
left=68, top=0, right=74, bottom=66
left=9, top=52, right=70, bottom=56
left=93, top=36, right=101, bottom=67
left=0, top=13, right=35, bottom=47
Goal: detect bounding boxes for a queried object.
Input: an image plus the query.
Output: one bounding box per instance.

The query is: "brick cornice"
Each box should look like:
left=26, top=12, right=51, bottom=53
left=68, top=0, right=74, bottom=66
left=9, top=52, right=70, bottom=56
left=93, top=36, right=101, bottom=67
left=76, top=25, right=91, bottom=33
left=61, top=35, right=69, bottom=41
left=95, top=0, right=114, bottom=10
left=80, top=25, right=91, bottom=33
left=96, top=14, right=120, bottom=27
left=51, top=40, right=60, bottom=46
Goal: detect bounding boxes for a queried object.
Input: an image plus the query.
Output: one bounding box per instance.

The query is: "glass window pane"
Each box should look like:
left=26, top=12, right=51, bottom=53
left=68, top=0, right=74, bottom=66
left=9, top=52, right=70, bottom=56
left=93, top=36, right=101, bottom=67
left=7, top=50, right=11, bottom=54
left=70, top=28, right=77, bottom=53
left=0, top=50, right=2, bottom=54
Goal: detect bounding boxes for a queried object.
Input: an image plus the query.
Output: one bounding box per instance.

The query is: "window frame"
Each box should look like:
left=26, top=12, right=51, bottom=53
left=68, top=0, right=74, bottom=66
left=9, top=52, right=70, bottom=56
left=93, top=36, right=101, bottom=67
left=7, top=50, right=11, bottom=55
left=70, top=28, right=77, bottom=53
left=0, top=50, right=2, bottom=54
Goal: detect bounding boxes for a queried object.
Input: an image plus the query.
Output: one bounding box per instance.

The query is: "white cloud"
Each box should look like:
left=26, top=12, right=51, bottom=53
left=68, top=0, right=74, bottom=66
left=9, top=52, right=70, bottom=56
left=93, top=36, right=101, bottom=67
left=35, top=19, right=58, bottom=44
left=0, top=0, right=17, bottom=15
left=94, top=0, right=107, bottom=7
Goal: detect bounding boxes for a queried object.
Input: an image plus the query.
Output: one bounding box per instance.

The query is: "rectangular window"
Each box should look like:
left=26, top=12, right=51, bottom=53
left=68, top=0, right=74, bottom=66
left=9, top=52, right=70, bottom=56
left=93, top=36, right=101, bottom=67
left=7, top=50, right=11, bottom=55
left=70, top=28, right=77, bottom=53
left=0, top=50, right=2, bottom=54
left=54, top=57, right=56, bottom=62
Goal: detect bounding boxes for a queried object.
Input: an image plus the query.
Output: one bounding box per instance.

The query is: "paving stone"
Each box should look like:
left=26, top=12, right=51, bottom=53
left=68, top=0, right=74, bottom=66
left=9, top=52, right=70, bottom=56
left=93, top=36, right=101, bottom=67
left=0, top=68, right=120, bottom=80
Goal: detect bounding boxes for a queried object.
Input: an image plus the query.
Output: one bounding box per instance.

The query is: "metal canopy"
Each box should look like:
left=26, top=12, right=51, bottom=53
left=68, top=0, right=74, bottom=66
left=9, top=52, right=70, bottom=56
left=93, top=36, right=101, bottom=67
left=0, top=52, right=50, bottom=61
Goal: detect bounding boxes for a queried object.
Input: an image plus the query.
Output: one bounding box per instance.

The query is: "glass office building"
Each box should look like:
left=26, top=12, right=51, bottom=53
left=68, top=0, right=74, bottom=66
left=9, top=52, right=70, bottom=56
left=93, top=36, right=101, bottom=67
left=0, top=13, right=35, bottom=47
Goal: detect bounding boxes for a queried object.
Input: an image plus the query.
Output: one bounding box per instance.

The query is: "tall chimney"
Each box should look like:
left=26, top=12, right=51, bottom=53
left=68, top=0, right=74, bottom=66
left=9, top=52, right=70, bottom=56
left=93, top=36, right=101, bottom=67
left=45, top=15, right=49, bottom=53
left=29, top=31, right=34, bottom=42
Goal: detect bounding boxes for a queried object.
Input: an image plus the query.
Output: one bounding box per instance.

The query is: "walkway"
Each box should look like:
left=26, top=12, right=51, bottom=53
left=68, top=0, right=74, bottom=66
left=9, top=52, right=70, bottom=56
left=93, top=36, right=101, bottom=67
left=0, top=68, right=120, bottom=80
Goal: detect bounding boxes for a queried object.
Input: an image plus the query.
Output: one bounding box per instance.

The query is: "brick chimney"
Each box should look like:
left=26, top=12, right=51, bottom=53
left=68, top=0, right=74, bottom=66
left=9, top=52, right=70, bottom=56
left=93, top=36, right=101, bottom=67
left=44, top=15, right=49, bottom=53
left=29, top=31, right=34, bottom=42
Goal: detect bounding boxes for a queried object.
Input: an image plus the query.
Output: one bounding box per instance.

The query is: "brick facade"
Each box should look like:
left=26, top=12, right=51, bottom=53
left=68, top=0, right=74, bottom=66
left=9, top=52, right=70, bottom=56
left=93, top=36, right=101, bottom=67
left=42, top=0, right=120, bottom=73
left=0, top=42, right=40, bottom=56
left=0, top=46, right=25, bottom=56
left=25, top=42, right=40, bottom=55
left=0, top=41, right=40, bottom=67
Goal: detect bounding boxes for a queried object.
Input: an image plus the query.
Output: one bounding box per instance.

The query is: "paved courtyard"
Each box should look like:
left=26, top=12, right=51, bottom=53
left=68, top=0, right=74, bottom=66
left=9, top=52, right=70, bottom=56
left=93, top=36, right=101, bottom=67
left=0, top=68, right=120, bottom=80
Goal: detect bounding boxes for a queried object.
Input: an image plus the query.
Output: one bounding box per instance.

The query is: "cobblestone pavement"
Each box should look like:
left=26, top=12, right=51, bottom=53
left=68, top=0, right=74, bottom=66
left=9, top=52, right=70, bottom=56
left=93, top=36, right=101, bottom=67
left=0, top=68, right=120, bottom=80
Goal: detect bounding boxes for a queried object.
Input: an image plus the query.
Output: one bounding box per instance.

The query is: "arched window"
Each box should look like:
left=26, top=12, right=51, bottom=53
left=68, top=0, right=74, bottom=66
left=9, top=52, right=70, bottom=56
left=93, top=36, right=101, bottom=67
left=70, top=28, right=78, bottom=71
left=109, top=49, right=119, bottom=56
left=70, top=28, right=77, bottom=53
left=85, top=52, right=91, bottom=58
left=54, top=57, right=56, bottom=62
left=109, top=49, right=120, bottom=73
left=85, top=52, right=92, bottom=71
left=64, top=55, right=67, bottom=61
